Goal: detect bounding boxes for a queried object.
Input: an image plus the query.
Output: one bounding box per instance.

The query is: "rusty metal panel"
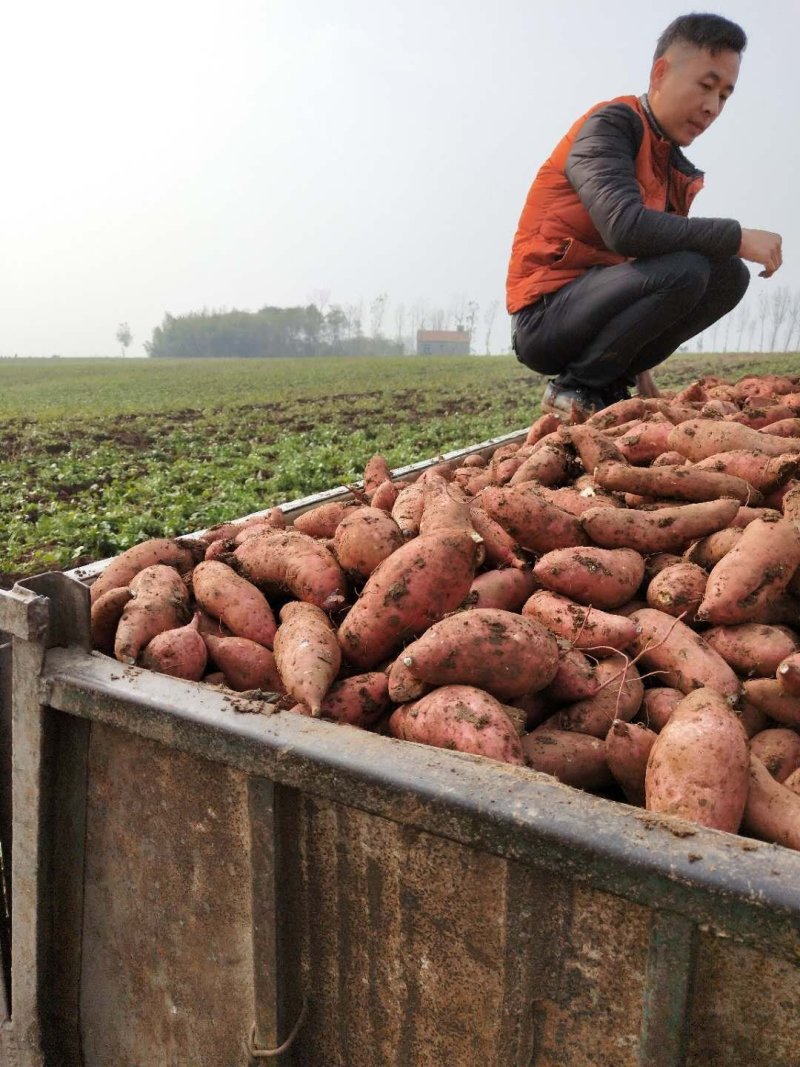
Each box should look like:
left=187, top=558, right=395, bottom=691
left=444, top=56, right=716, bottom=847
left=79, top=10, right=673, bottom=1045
left=687, top=931, right=800, bottom=1066
left=527, top=884, right=650, bottom=1067
left=79, top=721, right=255, bottom=1065
left=277, top=789, right=538, bottom=1066
left=0, top=639, right=12, bottom=1018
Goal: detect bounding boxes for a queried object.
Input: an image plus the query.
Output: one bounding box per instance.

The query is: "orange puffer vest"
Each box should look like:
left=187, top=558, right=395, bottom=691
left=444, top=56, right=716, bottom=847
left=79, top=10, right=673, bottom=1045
left=506, top=95, right=704, bottom=314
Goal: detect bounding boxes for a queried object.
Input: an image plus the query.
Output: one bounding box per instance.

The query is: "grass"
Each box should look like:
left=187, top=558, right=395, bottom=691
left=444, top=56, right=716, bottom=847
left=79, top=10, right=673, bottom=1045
left=0, top=351, right=794, bottom=582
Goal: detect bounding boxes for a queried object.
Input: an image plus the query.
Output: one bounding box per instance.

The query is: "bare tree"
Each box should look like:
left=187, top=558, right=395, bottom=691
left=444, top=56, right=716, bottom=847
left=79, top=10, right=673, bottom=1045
left=394, top=302, right=406, bottom=343
left=733, top=300, right=750, bottom=352
left=768, top=286, right=791, bottom=352
left=450, top=293, right=467, bottom=331
left=483, top=299, right=499, bottom=355
left=309, top=288, right=331, bottom=315
left=409, top=300, right=428, bottom=350
left=369, top=293, right=388, bottom=339
left=464, top=300, right=480, bottom=353
left=431, top=307, right=446, bottom=330
left=345, top=302, right=363, bottom=340
left=785, top=290, right=800, bottom=352
left=747, top=314, right=758, bottom=352
left=757, top=290, right=769, bottom=352
left=116, top=322, right=132, bottom=358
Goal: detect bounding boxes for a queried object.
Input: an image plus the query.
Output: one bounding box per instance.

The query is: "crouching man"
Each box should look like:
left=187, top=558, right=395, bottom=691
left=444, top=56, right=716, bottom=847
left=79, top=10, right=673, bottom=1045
left=507, top=12, right=782, bottom=420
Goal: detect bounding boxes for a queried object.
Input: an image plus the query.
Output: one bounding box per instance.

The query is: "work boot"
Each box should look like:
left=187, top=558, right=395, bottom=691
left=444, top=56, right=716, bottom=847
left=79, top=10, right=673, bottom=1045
left=541, top=379, right=607, bottom=422
left=601, top=379, right=633, bottom=406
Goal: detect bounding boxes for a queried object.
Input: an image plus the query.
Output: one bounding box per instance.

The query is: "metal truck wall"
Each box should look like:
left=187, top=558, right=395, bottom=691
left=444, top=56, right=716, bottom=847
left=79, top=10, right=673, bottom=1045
left=7, top=650, right=800, bottom=1067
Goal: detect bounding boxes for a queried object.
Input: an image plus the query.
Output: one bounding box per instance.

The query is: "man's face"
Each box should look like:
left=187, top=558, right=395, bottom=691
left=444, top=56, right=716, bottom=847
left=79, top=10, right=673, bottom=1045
left=648, top=43, right=740, bottom=147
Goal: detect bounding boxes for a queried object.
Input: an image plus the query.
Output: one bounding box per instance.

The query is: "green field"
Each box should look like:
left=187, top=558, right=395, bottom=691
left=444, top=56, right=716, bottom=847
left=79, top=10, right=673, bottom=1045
left=0, top=351, right=794, bottom=584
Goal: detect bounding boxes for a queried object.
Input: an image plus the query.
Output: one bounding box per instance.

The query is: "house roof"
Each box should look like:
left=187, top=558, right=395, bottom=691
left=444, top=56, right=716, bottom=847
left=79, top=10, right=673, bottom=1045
left=416, top=330, right=470, bottom=342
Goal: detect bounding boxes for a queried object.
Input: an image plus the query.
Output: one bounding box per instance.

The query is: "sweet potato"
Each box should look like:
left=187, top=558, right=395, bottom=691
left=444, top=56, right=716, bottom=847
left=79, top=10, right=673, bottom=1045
left=667, top=419, right=800, bottom=461
left=293, top=501, right=359, bottom=539
left=533, top=546, right=644, bottom=610
left=541, top=646, right=599, bottom=703
left=192, top=560, right=277, bottom=647
left=531, top=484, right=624, bottom=517
left=762, top=418, right=800, bottom=438
left=465, top=567, right=537, bottom=612
left=742, top=678, right=800, bottom=729
left=561, top=423, right=626, bottom=470
left=363, top=454, right=392, bottom=496
left=391, top=481, right=426, bottom=538
left=90, top=537, right=195, bottom=604
left=558, top=655, right=643, bottom=738
left=784, top=767, right=800, bottom=797
left=338, top=530, right=478, bottom=669
left=645, top=687, right=749, bottom=832
left=522, top=590, right=637, bottom=654
left=114, top=565, right=190, bottom=665
left=387, top=653, right=429, bottom=703
left=777, top=651, right=800, bottom=696
left=582, top=497, right=740, bottom=554
left=234, top=529, right=348, bottom=613
left=651, top=450, right=689, bottom=467
left=468, top=507, right=527, bottom=569
left=370, top=479, right=399, bottom=512
left=592, top=461, right=760, bottom=505
left=419, top=478, right=484, bottom=563
left=614, top=419, right=674, bottom=465
left=741, top=755, right=800, bottom=850
left=204, top=538, right=236, bottom=562
left=508, top=441, right=572, bottom=486
left=525, top=411, right=562, bottom=445
left=628, top=608, right=740, bottom=698
left=694, top=450, right=800, bottom=494
left=645, top=561, right=707, bottom=622
left=703, top=624, right=800, bottom=678
left=522, top=730, right=614, bottom=789
left=389, top=685, right=524, bottom=765
left=333, top=507, right=404, bottom=578
left=202, top=512, right=283, bottom=545
left=202, top=632, right=284, bottom=692
left=584, top=397, right=647, bottom=430
left=291, top=671, right=390, bottom=727
left=273, top=601, right=341, bottom=716
left=605, top=720, right=657, bottom=805
left=683, top=528, right=742, bottom=569
left=396, top=608, right=560, bottom=701
left=479, top=483, right=588, bottom=553
left=749, top=728, right=800, bottom=783
left=643, top=553, right=683, bottom=580
left=140, top=614, right=207, bottom=681
left=728, top=404, right=797, bottom=428
left=640, top=687, right=683, bottom=731
left=729, top=506, right=782, bottom=529
left=90, top=586, right=132, bottom=655
left=696, top=517, right=800, bottom=625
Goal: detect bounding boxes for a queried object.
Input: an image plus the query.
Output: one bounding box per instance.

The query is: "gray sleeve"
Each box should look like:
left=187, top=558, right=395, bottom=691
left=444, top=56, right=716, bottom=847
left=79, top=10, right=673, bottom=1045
left=565, top=104, right=741, bottom=259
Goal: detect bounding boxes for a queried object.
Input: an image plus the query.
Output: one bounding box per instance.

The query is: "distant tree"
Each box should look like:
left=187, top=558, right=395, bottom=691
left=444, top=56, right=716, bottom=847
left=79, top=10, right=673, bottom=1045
left=116, top=322, right=133, bottom=358
left=784, top=290, right=800, bottom=352
left=431, top=307, right=446, bottom=330
left=394, top=302, right=406, bottom=344
left=483, top=299, right=499, bottom=355
left=768, top=286, right=791, bottom=352
left=369, top=293, right=388, bottom=339
left=464, top=300, right=480, bottom=353
left=757, top=290, right=769, bottom=352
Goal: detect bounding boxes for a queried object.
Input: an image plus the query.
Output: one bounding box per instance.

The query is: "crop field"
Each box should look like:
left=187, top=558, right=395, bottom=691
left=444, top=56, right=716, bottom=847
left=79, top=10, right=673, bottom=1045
left=0, top=351, right=796, bottom=584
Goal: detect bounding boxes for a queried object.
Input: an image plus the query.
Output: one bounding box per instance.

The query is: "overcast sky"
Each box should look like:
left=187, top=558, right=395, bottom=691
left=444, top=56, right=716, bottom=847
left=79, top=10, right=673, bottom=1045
left=2, top=0, right=797, bottom=357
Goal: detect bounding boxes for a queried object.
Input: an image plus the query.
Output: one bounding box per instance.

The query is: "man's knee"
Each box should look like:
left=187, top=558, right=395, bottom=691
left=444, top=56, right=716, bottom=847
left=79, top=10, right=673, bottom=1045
left=643, top=250, right=711, bottom=298
left=712, top=255, right=750, bottom=302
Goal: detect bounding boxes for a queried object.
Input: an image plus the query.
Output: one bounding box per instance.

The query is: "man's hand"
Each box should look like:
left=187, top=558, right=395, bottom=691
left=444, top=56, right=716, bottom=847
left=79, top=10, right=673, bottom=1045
left=635, top=371, right=660, bottom=398
left=739, top=228, right=783, bottom=278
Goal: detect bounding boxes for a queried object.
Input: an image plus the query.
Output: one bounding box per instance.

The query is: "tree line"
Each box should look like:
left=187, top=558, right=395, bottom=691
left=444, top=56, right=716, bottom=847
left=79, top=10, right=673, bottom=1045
left=693, top=285, right=800, bottom=354
left=144, top=293, right=501, bottom=359
left=141, top=284, right=799, bottom=359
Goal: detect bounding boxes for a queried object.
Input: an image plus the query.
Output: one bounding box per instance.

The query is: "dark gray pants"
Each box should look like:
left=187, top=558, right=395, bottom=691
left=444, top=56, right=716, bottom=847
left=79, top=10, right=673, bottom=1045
left=511, top=251, right=750, bottom=389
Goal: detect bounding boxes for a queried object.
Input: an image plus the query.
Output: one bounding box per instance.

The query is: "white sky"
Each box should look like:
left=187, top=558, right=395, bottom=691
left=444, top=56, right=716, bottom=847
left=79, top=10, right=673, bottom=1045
left=1, top=0, right=797, bottom=356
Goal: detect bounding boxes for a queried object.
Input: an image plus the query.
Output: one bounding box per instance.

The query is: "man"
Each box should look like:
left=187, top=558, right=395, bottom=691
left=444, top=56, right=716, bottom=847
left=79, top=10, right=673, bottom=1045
left=506, top=13, right=783, bottom=419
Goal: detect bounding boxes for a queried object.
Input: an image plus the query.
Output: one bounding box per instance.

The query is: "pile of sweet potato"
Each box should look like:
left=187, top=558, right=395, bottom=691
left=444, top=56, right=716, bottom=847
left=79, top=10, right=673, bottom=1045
left=88, top=370, right=800, bottom=852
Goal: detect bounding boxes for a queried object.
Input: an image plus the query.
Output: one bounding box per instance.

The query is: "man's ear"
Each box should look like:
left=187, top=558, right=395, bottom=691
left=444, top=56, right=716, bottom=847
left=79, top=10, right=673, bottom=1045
left=650, top=55, right=668, bottom=92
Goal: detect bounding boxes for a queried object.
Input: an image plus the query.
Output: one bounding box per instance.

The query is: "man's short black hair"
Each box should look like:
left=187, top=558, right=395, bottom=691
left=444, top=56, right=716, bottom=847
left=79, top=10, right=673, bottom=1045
left=654, top=13, right=747, bottom=61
